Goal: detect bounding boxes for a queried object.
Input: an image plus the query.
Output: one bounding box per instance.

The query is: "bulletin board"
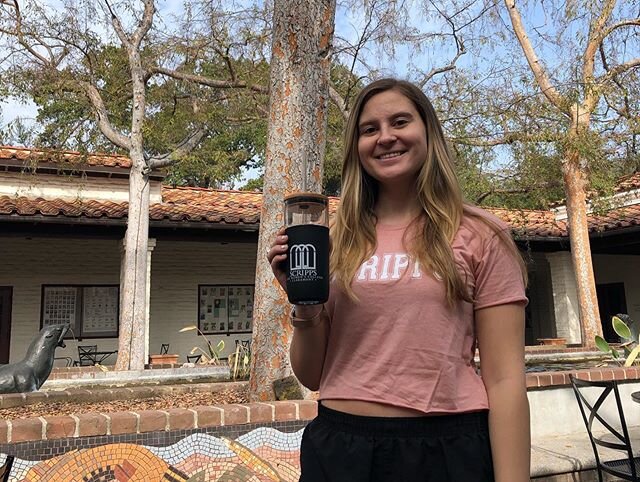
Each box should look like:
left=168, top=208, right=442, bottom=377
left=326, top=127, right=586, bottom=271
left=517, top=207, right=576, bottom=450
left=198, top=284, right=254, bottom=334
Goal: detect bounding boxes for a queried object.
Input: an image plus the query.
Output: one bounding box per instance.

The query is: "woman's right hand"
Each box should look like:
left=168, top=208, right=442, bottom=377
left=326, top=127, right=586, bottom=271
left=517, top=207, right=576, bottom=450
left=267, top=226, right=288, bottom=292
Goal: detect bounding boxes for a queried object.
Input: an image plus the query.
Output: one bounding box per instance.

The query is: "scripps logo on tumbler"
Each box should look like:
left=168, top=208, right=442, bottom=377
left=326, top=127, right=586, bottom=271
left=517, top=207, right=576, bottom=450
left=289, top=243, right=321, bottom=280
left=284, top=192, right=330, bottom=305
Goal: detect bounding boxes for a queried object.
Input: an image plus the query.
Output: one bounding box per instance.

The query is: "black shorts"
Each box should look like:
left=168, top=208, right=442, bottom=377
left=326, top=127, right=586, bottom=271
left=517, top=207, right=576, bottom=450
left=300, top=403, right=494, bottom=482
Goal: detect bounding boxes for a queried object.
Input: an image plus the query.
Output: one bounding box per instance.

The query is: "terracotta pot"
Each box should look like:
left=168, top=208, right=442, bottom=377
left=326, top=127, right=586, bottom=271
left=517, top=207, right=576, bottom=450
left=148, top=354, right=179, bottom=365
left=537, top=338, right=567, bottom=346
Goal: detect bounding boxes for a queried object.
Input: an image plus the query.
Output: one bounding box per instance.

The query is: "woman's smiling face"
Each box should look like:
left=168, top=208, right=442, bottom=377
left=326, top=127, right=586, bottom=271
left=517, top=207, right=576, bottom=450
left=357, top=89, right=428, bottom=189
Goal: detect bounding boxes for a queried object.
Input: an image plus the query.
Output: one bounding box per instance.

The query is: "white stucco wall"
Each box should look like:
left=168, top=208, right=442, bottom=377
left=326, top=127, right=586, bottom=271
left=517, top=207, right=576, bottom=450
left=149, top=240, right=257, bottom=361
left=593, top=253, right=640, bottom=323
left=0, top=236, right=257, bottom=365
left=546, top=251, right=582, bottom=344
left=0, top=237, right=121, bottom=364
left=0, top=171, right=162, bottom=203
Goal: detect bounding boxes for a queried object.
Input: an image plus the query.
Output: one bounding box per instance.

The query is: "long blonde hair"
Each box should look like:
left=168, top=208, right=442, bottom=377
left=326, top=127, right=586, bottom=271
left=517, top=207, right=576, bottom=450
left=330, top=78, right=527, bottom=304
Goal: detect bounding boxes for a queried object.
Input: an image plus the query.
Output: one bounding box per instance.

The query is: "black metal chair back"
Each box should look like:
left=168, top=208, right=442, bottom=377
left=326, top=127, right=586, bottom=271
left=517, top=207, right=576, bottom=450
left=187, top=354, right=202, bottom=364
left=235, top=339, right=251, bottom=353
left=77, top=345, right=98, bottom=366
left=570, top=375, right=640, bottom=481
left=160, top=343, right=170, bottom=354
left=0, top=455, right=14, bottom=482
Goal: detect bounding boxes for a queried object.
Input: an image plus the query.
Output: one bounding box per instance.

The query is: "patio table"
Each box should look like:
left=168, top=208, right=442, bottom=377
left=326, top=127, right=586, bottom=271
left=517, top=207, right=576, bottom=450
left=92, top=350, right=118, bottom=364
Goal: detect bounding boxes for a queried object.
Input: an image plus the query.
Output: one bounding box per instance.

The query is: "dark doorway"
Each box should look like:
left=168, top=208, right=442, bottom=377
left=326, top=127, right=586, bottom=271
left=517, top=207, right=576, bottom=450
left=596, top=282, right=628, bottom=343
left=0, top=287, right=12, bottom=364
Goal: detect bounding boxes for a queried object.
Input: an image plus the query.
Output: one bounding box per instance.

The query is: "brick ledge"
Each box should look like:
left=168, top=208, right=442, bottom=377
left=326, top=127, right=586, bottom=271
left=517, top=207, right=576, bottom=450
left=526, top=365, right=640, bottom=388
left=2, top=366, right=638, bottom=444
left=0, top=399, right=317, bottom=444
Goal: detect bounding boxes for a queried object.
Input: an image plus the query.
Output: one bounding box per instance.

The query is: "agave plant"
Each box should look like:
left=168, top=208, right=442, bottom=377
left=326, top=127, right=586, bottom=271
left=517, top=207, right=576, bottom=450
left=178, top=325, right=225, bottom=364
left=595, top=314, right=640, bottom=367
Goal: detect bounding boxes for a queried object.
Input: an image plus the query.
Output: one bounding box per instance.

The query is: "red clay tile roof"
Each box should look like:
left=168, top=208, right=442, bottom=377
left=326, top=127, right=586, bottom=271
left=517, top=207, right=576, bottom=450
left=1, top=185, right=639, bottom=237
left=0, top=196, right=128, bottom=219
left=155, top=187, right=261, bottom=224
left=487, top=208, right=567, bottom=238
left=587, top=203, right=640, bottom=233
left=0, top=146, right=131, bottom=169
left=614, top=171, right=640, bottom=193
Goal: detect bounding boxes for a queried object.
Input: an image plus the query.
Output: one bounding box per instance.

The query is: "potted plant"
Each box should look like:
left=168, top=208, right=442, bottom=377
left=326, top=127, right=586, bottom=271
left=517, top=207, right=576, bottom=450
left=595, top=314, right=640, bottom=366
left=178, top=325, right=226, bottom=364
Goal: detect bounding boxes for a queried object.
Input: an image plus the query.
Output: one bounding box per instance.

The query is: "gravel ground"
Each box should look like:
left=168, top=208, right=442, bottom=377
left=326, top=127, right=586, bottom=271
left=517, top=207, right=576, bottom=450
left=0, top=385, right=249, bottom=420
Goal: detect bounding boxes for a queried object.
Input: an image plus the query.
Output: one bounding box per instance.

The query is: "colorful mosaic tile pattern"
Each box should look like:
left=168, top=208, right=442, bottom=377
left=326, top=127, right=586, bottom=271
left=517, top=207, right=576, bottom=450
left=0, top=428, right=303, bottom=482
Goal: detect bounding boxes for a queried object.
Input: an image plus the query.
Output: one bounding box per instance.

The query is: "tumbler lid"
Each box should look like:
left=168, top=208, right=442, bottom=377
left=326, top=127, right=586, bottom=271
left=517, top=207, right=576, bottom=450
left=284, top=192, right=328, bottom=205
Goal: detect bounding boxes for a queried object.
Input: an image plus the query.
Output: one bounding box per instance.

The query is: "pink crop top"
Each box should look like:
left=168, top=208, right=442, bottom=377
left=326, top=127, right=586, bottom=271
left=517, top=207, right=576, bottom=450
left=319, top=206, right=528, bottom=414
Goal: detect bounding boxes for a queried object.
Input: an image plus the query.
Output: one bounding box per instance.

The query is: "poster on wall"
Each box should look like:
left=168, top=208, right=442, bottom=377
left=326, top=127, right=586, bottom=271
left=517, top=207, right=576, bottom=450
left=228, top=285, right=254, bottom=333
left=199, top=285, right=254, bottom=334
left=43, top=287, right=78, bottom=327
left=200, top=286, right=228, bottom=334
left=82, top=286, right=118, bottom=336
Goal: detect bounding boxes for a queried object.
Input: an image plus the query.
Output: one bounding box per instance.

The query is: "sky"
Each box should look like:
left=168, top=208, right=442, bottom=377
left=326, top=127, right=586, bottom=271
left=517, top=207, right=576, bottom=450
left=3, top=1, right=631, bottom=181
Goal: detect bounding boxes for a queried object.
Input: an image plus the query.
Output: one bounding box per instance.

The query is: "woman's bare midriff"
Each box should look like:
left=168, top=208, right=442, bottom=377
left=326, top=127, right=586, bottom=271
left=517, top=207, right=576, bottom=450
left=321, top=399, right=428, bottom=417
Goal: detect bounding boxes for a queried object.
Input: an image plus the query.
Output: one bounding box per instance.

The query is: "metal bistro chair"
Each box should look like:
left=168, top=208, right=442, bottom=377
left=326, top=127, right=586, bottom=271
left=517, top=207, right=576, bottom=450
left=74, top=345, right=98, bottom=367
left=186, top=354, right=202, bottom=364
left=160, top=343, right=170, bottom=355
left=235, top=339, right=252, bottom=354
left=570, top=375, right=640, bottom=481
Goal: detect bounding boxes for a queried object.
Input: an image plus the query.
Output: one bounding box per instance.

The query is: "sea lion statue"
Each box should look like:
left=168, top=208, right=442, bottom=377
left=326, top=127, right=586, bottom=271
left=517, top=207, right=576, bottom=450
left=0, top=323, right=69, bottom=394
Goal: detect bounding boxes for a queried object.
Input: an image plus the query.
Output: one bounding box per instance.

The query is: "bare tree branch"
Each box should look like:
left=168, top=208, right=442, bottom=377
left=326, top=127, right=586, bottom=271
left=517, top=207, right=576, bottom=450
left=601, top=17, right=640, bottom=40
left=475, top=185, right=560, bottom=204
left=78, top=81, right=131, bottom=149
left=149, top=65, right=268, bottom=93
left=599, top=57, right=640, bottom=85
left=582, top=0, right=615, bottom=86
left=503, top=0, right=568, bottom=116
left=1, top=0, right=50, bottom=66
left=149, top=126, right=208, bottom=168
left=417, top=0, right=468, bottom=88
left=450, top=131, right=561, bottom=146
left=329, top=85, right=349, bottom=120
left=131, top=0, right=155, bottom=50
left=103, top=0, right=129, bottom=48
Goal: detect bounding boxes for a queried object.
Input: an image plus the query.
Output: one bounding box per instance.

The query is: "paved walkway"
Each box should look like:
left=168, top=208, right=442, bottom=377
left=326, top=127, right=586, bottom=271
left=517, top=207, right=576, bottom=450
left=532, top=425, right=640, bottom=480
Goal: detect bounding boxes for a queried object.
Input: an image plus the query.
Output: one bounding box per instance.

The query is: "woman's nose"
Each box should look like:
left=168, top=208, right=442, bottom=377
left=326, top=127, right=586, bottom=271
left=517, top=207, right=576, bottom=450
left=377, top=127, right=397, bottom=144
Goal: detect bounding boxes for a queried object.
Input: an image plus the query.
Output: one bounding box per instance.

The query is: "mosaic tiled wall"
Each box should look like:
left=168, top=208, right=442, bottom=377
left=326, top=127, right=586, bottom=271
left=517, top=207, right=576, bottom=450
left=0, top=421, right=307, bottom=482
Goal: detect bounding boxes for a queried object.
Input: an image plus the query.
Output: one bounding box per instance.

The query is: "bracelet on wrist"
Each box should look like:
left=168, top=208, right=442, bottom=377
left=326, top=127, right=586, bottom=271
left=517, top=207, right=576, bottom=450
left=290, top=305, right=326, bottom=328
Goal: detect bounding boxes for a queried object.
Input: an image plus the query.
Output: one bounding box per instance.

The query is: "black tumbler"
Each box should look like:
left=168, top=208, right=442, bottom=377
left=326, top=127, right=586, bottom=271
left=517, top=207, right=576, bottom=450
left=284, top=192, right=330, bottom=305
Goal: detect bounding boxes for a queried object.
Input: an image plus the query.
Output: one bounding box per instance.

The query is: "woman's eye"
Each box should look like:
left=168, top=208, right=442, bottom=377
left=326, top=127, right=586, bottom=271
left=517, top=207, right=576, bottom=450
left=394, top=118, right=409, bottom=127
left=360, top=126, right=376, bottom=135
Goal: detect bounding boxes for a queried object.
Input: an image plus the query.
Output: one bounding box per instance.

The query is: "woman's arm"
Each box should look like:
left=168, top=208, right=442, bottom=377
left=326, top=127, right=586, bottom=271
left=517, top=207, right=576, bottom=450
left=476, top=303, right=530, bottom=482
left=289, top=305, right=330, bottom=391
left=266, top=227, right=331, bottom=391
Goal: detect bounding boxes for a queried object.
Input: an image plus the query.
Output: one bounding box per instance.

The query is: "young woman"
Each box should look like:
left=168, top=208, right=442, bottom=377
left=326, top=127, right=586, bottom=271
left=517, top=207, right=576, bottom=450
left=267, top=78, right=530, bottom=482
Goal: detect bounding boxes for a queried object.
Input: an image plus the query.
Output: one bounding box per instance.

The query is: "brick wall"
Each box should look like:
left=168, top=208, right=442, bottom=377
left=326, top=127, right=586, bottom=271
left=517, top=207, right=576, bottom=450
left=1, top=367, right=639, bottom=447
left=0, top=237, right=257, bottom=364
left=0, top=398, right=315, bottom=458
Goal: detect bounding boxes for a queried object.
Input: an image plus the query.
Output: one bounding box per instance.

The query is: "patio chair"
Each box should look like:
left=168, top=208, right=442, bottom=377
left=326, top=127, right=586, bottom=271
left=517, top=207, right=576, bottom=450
left=570, top=375, right=640, bottom=481
left=0, top=455, right=14, bottom=482
left=187, top=354, right=202, bottom=364
left=160, top=343, right=170, bottom=354
left=235, top=339, right=251, bottom=353
left=74, top=345, right=97, bottom=366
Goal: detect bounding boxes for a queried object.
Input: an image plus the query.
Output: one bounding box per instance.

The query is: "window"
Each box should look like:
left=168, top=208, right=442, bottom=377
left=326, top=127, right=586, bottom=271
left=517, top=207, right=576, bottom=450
left=41, top=285, right=119, bottom=339
left=198, top=284, right=254, bottom=335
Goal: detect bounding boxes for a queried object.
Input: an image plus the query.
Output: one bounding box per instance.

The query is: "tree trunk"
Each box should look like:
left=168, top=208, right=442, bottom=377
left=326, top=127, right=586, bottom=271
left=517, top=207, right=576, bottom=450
left=249, top=0, right=336, bottom=401
left=114, top=157, right=150, bottom=371
left=562, top=128, right=602, bottom=348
